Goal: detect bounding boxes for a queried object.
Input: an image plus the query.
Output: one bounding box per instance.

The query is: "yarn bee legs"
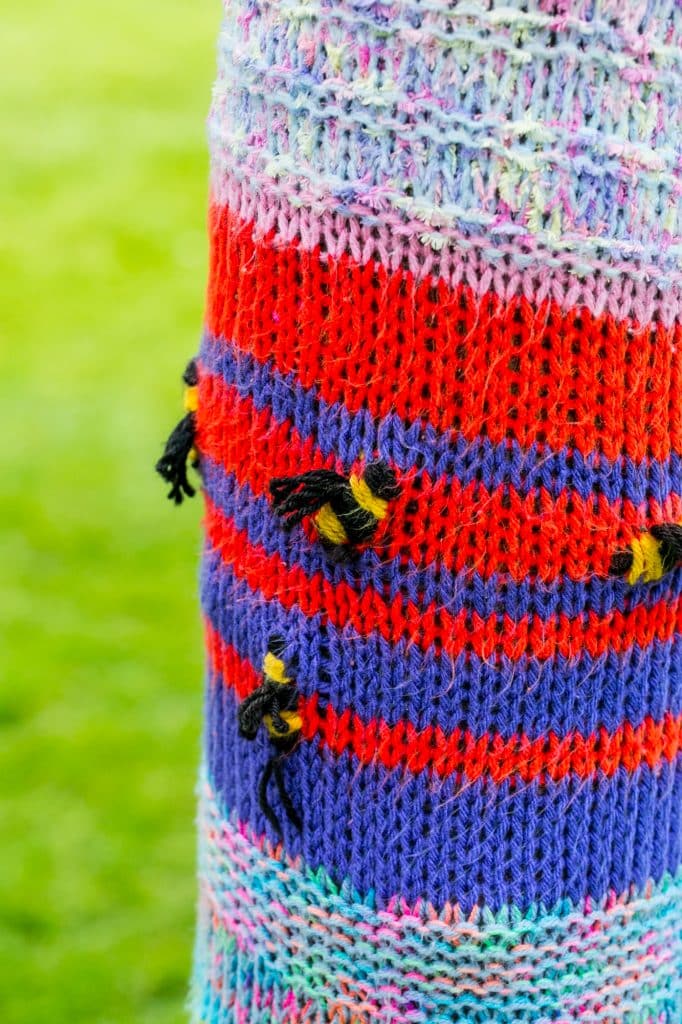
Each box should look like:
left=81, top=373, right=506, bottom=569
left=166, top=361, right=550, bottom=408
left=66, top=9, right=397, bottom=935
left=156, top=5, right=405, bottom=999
left=156, top=415, right=197, bottom=503
left=156, top=358, right=200, bottom=505
left=258, top=740, right=302, bottom=837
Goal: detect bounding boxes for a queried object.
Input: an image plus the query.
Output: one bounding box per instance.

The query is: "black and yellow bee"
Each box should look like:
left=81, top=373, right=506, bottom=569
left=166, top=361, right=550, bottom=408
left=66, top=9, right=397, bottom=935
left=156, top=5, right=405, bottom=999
left=237, top=637, right=302, bottom=836
left=269, top=459, right=399, bottom=553
left=610, top=521, right=682, bottom=584
left=156, top=358, right=200, bottom=504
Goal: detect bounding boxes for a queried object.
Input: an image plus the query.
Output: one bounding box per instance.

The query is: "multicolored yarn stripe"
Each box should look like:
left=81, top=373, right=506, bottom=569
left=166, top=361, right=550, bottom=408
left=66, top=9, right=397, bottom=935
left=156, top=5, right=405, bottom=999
left=193, top=778, right=682, bottom=1024
left=190, top=1, right=682, bottom=1020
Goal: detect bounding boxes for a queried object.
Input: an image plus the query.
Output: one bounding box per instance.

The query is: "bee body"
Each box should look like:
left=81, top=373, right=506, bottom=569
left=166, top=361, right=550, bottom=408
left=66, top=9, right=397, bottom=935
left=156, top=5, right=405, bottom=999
left=270, top=460, right=399, bottom=551
left=239, top=646, right=302, bottom=742
left=237, top=639, right=302, bottom=836
left=610, top=521, right=682, bottom=584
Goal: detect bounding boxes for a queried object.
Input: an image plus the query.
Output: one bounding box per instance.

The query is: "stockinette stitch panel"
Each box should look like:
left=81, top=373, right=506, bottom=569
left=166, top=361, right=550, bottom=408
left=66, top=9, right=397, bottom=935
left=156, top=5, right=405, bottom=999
left=189, top=1, right=682, bottom=1021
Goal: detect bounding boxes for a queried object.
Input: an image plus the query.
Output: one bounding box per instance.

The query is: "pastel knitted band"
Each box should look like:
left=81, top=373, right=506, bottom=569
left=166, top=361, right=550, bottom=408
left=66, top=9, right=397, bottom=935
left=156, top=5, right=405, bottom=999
left=190, top=0, right=682, bottom=1020
left=193, top=780, right=682, bottom=1024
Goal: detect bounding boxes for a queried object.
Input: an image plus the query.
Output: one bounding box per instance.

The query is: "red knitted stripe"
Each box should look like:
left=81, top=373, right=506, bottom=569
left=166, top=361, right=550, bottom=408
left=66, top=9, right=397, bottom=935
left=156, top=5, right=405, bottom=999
left=205, top=204, right=682, bottom=464
left=197, top=370, right=682, bottom=582
left=206, top=622, right=682, bottom=782
left=204, top=497, right=682, bottom=662
left=205, top=625, right=255, bottom=701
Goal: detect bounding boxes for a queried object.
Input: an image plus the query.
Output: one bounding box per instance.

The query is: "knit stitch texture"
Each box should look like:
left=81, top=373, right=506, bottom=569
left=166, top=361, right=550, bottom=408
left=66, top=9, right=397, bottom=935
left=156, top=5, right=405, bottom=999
left=190, top=1, right=682, bottom=1020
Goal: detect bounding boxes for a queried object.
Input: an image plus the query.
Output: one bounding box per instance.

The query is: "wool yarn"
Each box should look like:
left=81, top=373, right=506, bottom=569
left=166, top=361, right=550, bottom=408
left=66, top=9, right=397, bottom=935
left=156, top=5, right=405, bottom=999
left=182, top=1, right=682, bottom=1020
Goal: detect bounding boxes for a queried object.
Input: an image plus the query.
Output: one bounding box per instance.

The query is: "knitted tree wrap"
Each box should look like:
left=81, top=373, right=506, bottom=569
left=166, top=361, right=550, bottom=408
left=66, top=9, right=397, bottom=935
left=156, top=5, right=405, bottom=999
left=191, top=2, right=682, bottom=1021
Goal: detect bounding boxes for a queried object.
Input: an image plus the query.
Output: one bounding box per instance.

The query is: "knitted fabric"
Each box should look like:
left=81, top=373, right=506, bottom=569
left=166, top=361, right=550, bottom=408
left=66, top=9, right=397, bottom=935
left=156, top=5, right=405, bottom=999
left=190, top=2, right=682, bottom=1021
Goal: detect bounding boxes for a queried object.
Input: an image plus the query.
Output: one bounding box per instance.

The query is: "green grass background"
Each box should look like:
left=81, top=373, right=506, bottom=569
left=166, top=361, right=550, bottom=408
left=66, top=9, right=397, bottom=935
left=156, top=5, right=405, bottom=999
left=1, top=2, right=218, bottom=1020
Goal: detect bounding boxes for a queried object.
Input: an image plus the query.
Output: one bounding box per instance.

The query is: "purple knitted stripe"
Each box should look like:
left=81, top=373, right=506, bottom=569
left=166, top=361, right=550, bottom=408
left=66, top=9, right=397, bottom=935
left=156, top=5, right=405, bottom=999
left=205, top=677, right=682, bottom=913
left=201, top=545, right=682, bottom=740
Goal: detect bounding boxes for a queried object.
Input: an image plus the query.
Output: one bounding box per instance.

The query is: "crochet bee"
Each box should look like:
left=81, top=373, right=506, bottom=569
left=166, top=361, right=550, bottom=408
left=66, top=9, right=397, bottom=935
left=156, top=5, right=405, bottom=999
left=156, top=358, right=199, bottom=504
left=269, top=459, right=399, bottom=552
left=237, top=637, right=302, bottom=836
left=610, top=521, right=682, bottom=584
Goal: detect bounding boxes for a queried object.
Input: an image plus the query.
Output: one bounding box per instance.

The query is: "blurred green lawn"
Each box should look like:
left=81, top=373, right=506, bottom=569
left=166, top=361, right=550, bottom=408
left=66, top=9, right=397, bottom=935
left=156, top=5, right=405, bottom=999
left=0, top=2, right=218, bottom=1020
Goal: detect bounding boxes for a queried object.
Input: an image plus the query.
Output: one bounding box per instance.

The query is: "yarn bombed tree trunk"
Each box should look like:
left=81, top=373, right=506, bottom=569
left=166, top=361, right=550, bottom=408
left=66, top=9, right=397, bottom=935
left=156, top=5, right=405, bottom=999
left=186, top=3, right=682, bottom=1021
